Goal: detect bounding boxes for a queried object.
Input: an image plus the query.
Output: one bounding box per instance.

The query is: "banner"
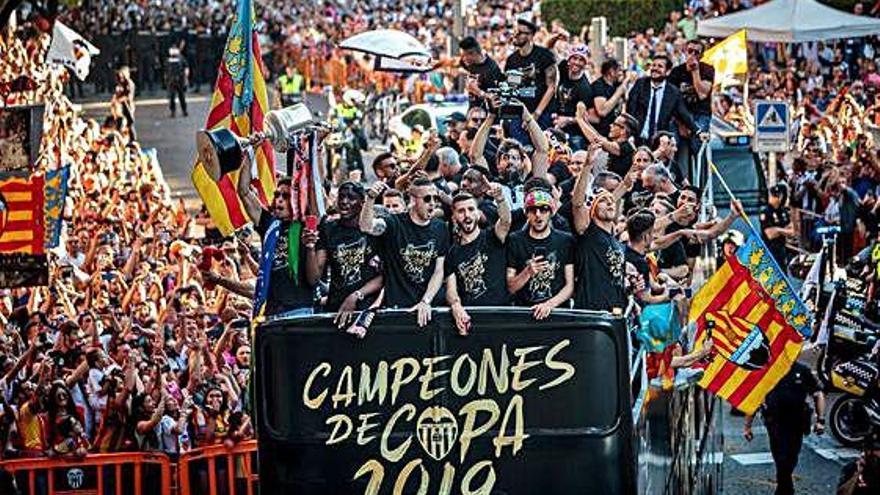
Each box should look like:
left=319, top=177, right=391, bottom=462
left=44, top=165, right=70, bottom=249
left=255, top=309, right=636, bottom=494
left=0, top=105, right=44, bottom=172
left=0, top=173, right=47, bottom=287
left=46, top=21, right=100, bottom=81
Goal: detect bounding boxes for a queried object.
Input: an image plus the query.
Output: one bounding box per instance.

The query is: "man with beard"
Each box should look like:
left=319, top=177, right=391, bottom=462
left=360, top=177, right=449, bottom=327
left=506, top=189, right=575, bottom=320
left=305, top=182, right=383, bottom=328
left=470, top=107, right=549, bottom=210
left=460, top=165, right=499, bottom=226
left=627, top=55, right=697, bottom=146
left=570, top=147, right=635, bottom=312
left=553, top=44, right=596, bottom=151
left=659, top=186, right=744, bottom=283
left=238, top=153, right=313, bottom=316
left=445, top=185, right=511, bottom=334
left=668, top=39, right=714, bottom=159
left=504, top=17, right=558, bottom=142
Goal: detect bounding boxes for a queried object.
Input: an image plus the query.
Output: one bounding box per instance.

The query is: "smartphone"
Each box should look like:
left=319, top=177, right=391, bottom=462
left=534, top=246, right=547, bottom=259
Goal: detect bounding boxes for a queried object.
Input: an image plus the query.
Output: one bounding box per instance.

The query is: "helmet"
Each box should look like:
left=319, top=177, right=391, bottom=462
left=342, top=89, right=366, bottom=106
left=721, top=229, right=745, bottom=247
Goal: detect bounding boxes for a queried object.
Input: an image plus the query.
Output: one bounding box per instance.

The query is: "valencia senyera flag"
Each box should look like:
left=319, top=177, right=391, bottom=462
left=689, top=229, right=812, bottom=415
left=191, top=0, right=275, bottom=236
left=0, top=173, right=48, bottom=287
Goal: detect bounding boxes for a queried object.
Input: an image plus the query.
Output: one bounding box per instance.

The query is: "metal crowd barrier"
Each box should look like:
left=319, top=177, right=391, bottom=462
left=0, top=440, right=259, bottom=495
left=0, top=451, right=172, bottom=495
left=177, top=440, right=259, bottom=495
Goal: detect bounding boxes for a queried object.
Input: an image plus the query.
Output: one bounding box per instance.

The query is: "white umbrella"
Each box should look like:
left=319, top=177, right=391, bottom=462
left=339, top=29, right=431, bottom=60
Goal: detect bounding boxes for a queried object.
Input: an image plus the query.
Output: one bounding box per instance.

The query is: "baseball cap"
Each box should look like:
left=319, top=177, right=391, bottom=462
left=567, top=44, right=590, bottom=61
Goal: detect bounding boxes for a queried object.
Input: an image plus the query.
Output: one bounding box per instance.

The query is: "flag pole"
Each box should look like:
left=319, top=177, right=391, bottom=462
left=708, top=157, right=756, bottom=231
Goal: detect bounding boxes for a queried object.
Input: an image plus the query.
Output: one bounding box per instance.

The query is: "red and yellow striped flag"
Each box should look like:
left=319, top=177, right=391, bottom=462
left=0, top=173, right=45, bottom=254
left=690, top=230, right=812, bottom=415
left=191, top=0, right=275, bottom=236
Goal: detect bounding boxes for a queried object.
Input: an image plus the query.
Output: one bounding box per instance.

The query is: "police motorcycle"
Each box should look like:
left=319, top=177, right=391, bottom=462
left=808, top=236, right=880, bottom=446
left=327, top=89, right=368, bottom=184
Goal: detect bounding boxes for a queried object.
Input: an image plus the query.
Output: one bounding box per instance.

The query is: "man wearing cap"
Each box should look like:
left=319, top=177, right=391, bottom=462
left=460, top=36, right=504, bottom=110
left=506, top=188, right=575, bottom=320
left=304, top=182, right=382, bottom=328
left=553, top=44, right=597, bottom=151
left=504, top=18, right=558, bottom=132
left=761, top=184, right=794, bottom=268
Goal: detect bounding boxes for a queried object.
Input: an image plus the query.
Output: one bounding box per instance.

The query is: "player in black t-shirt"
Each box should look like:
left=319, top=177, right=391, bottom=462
left=460, top=36, right=504, bottom=109
left=668, top=39, right=715, bottom=167
left=591, top=59, right=634, bottom=137
left=360, top=177, right=449, bottom=326
left=553, top=45, right=596, bottom=151
left=445, top=186, right=512, bottom=334
left=573, top=107, right=639, bottom=178
left=305, top=182, right=382, bottom=328
left=506, top=189, right=575, bottom=319
left=570, top=149, right=635, bottom=312
left=238, top=155, right=313, bottom=316
left=624, top=209, right=682, bottom=306
left=504, top=18, right=558, bottom=130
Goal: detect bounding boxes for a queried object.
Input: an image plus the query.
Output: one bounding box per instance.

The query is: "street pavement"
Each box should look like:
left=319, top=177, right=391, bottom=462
left=722, top=398, right=856, bottom=494
left=89, top=91, right=857, bottom=494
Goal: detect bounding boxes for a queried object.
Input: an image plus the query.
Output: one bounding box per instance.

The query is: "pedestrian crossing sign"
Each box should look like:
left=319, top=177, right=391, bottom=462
left=754, top=101, right=790, bottom=152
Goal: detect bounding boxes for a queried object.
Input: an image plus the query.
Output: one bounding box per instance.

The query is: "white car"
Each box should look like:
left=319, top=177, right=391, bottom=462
left=388, top=95, right=469, bottom=141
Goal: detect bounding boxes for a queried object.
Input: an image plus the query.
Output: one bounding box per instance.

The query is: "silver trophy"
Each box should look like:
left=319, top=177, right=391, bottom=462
left=196, top=103, right=314, bottom=181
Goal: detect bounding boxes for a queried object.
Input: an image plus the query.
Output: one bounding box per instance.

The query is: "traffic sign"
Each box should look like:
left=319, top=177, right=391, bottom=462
left=754, top=100, right=790, bottom=152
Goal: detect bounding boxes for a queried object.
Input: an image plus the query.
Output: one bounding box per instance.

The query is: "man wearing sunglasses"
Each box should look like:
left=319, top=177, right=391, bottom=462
left=360, top=177, right=449, bottom=327
left=553, top=44, right=597, bottom=152
left=668, top=39, right=714, bottom=161
left=506, top=189, right=575, bottom=320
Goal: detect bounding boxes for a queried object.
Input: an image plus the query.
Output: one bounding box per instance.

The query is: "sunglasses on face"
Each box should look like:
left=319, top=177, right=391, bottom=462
left=276, top=191, right=291, bottom=199
left=526, top=205, right=552, bottom=214
left=686, top=47, right=702, bottom=55
left=416, top=194, right=440, bottom=203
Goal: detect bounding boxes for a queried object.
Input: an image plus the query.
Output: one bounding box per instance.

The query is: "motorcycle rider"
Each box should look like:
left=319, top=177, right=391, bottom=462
left=331, top=89, right=368, bottom=180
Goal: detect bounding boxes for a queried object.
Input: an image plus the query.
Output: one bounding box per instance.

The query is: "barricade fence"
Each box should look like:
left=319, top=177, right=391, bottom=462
left=0, top=440, right=258, bottom=495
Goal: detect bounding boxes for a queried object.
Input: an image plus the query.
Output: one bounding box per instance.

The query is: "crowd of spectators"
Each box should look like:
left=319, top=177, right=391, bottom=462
left=1, top=20, right=255, bottom=461
left=3, top=0, right=880, bottom=470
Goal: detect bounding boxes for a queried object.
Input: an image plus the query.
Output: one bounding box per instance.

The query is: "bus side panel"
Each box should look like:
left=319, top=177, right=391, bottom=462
left=255, top=309, right=636, bottom=495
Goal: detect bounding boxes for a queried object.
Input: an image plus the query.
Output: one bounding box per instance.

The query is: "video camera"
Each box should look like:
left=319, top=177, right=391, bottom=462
left=488, top=70, right=536, bottom=120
